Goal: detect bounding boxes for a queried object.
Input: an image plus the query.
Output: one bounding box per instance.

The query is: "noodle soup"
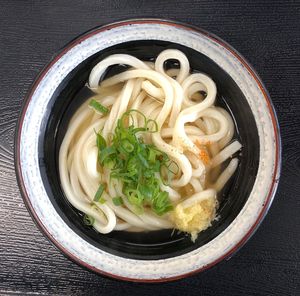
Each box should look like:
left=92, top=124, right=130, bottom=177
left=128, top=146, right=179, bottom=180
left=59, top=49, right=242, bottom=242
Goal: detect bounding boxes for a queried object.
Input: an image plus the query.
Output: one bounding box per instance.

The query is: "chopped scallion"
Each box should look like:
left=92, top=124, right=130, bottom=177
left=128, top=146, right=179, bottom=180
left=83, top=214, right=94, bottom=226
left=93, top=184, right=105, bottom=202
left=99, top=197, right=106, bottom=204
left=112, top=197, right=123, bottom=206
left=94, top=109, right=177, bottom=216
left=95, top=131, right=106, bottom=151
left=89, top=99, right=109, bottom=114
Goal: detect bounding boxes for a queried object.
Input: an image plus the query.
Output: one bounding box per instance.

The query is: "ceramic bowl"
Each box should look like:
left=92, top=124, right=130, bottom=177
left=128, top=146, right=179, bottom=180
left=15, top=19, right=281, bottom=282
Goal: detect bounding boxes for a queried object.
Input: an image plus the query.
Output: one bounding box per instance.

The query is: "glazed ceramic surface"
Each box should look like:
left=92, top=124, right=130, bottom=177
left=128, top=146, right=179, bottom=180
left=16, top=20, right=280, bottom=282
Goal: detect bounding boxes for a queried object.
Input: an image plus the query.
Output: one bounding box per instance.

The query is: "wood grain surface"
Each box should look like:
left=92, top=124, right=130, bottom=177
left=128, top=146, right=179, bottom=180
left=0, top=1, right=299, bottom=295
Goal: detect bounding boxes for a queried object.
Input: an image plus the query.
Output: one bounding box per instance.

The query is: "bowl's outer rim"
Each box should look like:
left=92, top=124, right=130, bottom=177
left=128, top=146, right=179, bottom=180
left=14, top=18, right=281, bottom=283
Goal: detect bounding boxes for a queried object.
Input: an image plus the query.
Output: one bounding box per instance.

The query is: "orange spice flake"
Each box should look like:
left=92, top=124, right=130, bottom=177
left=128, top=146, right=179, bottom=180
left=199, top=149, right=210, bottom=165
left=195, top=139, right=211, bottom=147
left=195, top=140, right=211, bottom=165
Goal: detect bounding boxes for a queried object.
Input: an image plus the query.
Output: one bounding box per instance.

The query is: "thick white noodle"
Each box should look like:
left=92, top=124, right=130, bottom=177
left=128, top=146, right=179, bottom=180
left=59, top=49, right=242, bottom=235
left=211, top=140, right=242, bottom=169
left=213, top=158, right=239, bottom=192
left=89, top=54, right=150, bottom=90
left=154, top=49, right=190, bottom=83
left=181, top=189, right=216, bottom=209
left=172, top=73, right=218, bottom=155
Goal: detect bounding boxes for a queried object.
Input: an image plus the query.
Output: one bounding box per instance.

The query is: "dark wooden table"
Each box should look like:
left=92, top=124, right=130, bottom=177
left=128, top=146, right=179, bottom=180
left=0, top=1, right=299, bottom=295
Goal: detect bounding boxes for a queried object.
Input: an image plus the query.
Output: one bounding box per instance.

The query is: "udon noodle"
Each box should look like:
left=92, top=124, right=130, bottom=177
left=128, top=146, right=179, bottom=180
left=59, top=49, right=242, bottom=241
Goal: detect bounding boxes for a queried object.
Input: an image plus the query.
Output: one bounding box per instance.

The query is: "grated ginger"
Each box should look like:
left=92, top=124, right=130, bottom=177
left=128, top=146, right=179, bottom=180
left=170, top=197, right=217, bottom=242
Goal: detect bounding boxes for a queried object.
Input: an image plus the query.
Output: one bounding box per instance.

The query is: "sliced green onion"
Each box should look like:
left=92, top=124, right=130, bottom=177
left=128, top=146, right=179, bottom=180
left=148, top=148, right=157, bottom=163
left=127, top=157, right=138, bottom=175
left=137, top=153, right=149, bottom=168
left=89, top=99, right=109, bottom=114
left=94, top=109, right=177, bottom=216
left=103, top=158, right=115, bottom=169
left=95, top=131, right=106, bottom=151
left=120, top=109, right=147, bottom=128
left=125, top=188, right=144, bottom=207
left=153, top=160, right=161, bottom=172
left=83, top=214, right=94, bottom=226
left=146, top=119, right=158, bottom=133
left=112, top=196, right=123, bottom=206
left=120, top=139, right=134, bottom=153
left=99, top=197, right=106, bottom=204
left=152, top=191, right=173, bottom=216
left=138, top=184, right=153, bottom=200
left=94, top=184, right=105, bottom=202
left=133, top=127, right=147, bottom=133
left=99, top=146, right=116, bottom=164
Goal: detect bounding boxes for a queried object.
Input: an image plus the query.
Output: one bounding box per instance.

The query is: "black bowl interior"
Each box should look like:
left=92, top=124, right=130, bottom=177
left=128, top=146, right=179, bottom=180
left=39, top=40, right=259, bottom=260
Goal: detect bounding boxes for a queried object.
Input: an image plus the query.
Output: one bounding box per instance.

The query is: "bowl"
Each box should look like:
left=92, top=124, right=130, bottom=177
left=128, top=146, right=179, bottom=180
left=15, top=19, right=281, bottom=282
